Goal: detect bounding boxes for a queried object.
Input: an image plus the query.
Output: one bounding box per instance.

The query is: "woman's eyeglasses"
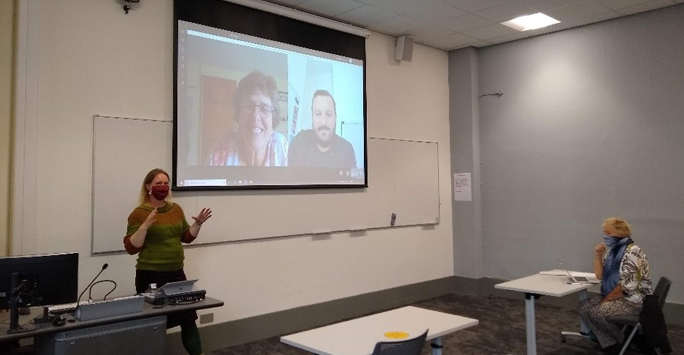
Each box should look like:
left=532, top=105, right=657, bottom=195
left=240, top=102, right=273, bottom=116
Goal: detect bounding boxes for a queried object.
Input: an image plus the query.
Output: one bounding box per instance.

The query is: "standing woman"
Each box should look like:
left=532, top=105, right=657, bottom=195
left=579, top=217, right=652, bottom=355
left=124, top=168, right=212, bottom=355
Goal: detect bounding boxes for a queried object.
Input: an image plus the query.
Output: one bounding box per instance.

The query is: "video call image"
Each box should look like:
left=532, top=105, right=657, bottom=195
left=175, top=21, right=366, bottom=188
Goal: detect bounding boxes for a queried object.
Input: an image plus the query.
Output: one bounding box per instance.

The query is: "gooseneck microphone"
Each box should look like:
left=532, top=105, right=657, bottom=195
left=75, top=263, right=108, bottom=309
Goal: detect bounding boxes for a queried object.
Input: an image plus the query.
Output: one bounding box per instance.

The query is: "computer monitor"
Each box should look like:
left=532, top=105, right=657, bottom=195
left=0, top=252, right=78, bottom=333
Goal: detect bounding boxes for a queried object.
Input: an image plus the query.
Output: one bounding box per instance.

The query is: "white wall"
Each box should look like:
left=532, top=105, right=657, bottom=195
left=456, top=5, right=684, bottom=304
left=13, top=0, right=452, bottom=326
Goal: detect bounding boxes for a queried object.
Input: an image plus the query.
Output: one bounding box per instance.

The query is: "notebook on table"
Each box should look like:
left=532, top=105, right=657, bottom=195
left=556, top=260, right=597, bottom=284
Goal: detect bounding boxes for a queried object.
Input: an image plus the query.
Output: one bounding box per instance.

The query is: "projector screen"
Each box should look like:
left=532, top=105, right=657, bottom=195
left=174, top=0, right=367, bottom=190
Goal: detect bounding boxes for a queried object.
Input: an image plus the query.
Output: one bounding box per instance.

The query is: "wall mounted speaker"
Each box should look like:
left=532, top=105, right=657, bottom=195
left=394, top=36, right=414, bottom=62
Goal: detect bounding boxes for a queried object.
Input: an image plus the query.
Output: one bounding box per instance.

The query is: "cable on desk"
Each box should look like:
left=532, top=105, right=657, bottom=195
left=88, top=279, right=117, bottom=301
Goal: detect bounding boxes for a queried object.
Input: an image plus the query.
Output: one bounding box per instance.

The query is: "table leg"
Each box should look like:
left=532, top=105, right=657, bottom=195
left=525, top=293, right=539, bottom=355
left=431, top=336, right=442, bottom=355
left=560, top=288, right=592, bottom=341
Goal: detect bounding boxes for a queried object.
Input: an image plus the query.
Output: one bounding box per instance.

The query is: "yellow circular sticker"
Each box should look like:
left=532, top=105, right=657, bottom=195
left=384, top=331, right=409, bottom=339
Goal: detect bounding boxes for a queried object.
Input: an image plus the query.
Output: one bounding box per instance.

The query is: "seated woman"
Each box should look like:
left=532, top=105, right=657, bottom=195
left=579, top=217, right=652, bottom=354
left=208, top=70, right=287, bottom=167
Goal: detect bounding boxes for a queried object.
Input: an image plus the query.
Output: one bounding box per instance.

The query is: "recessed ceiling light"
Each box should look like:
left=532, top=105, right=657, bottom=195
left=501, top=13, right=560, bottom=32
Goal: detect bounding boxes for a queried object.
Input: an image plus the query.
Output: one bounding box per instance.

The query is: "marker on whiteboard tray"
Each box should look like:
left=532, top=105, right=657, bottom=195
left=390, top=213, right=397, bottom=226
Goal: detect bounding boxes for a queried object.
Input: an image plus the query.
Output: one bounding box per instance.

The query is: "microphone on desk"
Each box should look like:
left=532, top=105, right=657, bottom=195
left=75, top=263, right=108, bottom=309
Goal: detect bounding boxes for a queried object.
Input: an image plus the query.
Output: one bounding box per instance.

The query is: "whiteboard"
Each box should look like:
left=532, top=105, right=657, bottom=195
left=91, top=115, right=439, bottom=253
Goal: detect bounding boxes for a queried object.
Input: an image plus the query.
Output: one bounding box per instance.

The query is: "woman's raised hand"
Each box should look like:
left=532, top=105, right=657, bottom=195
left=141, top=208, right=157, bottom=230
left=193, top=208, right=213, bottom=226
left=595, top=242, right=606, bottom=255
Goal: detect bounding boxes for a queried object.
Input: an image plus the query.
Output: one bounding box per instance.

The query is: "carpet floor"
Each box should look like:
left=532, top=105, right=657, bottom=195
left=210, top=293, right=682, bottom=355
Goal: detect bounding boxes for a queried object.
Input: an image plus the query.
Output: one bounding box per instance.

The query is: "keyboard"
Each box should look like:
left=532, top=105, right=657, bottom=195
left=47, top=302, right=79, bottom=314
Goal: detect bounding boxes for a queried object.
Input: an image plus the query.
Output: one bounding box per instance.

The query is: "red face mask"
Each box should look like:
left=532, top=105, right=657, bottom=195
left=150, top=185, right=169, bottom=201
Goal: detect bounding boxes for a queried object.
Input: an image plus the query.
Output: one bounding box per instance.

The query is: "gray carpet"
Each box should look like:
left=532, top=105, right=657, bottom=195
left=210, top=293, right=682, bottom=355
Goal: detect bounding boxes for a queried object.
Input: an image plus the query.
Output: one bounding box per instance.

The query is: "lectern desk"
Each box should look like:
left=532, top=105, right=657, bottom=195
left=0, top=297, right=223, bottom=355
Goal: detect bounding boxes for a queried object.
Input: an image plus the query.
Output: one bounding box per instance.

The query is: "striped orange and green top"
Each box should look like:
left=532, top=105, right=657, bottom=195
left=125, top=202, right=194, bottom=272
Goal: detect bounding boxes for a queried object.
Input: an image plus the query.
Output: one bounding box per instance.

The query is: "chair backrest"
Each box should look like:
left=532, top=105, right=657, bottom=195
left=652, top=277, right=672, bottom=309
left=371, top=329, right=428, bottom=355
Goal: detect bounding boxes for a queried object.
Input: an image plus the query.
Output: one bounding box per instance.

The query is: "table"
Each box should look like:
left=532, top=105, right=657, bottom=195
left=495, top=274, right=593, bottom=355
left=0, top=297, right=224, bottom=354
left=281, top=306, right=478, bottom=355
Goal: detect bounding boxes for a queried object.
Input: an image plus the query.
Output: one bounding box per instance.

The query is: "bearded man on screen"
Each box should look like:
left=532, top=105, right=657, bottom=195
left=288, top=90, right=356, bottom=169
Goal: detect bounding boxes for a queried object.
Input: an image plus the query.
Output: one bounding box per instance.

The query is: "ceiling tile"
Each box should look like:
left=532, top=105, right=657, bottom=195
left=336, top=4, right=398, bottom=27
left=486, top=31, right=532, bottom=44
left=437, top=14, right=496, bottom=32
left=561, top=10, right=620, bottom=26
left=297, top=0, right=365, bottom=16
left=423, top=33, right=480, bottom=50
left=526, top=18, right=580, bottom=35
left=594, top=0, right=659, bottom=10
left=615, top=0, right=678, bottom=15
left=367, top=15, right=426, bottom=35
left=404, top=3, right=467, bottom=22
left=547, top=1, right=612, bottom=21
left=505, top=9, right=613, bottom=37
left=357, top=0, right=442, bottom=14
left=268, top=0, right=681, bottom=51
left=516, top=0, right=587, bottom=12
left=442, top=0, right=513, bottom=13
left=408, top=24, right=457, bottom=41
left=462, top=23, right=519, bottom=40
left=475, top=2, right=538, bottom=22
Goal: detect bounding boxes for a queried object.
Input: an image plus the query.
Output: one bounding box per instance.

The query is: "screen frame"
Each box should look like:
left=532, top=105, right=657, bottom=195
left=173, top=0, right=368, bottom=191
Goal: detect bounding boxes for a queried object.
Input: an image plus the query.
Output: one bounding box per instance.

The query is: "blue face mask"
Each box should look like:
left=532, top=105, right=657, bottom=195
left=603, top=235, right=621, bottom=248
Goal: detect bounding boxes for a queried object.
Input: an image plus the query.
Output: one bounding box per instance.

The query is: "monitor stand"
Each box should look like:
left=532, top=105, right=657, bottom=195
left=7, top=273, right=35, bottom=334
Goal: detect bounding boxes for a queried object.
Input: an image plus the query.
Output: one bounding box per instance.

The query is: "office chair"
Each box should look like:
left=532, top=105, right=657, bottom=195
left=371, top=329, right=428, bottom=355
left=607, top=276, right=671, bottom=355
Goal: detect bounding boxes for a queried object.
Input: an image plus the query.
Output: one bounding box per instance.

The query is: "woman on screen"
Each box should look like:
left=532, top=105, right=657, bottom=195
left=578, top=217, right=652, bottom=354
left=124, top=168, right=212, bottom=355
left=208, top=70, right=288, bottom=166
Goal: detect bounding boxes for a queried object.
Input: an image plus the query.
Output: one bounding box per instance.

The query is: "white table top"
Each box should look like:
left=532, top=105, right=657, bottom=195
left=495, top=273, right=593, bottom=297
left=281, top=306, right=479, bottom=355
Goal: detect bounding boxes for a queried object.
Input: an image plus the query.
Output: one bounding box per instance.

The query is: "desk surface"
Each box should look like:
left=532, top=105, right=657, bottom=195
left=495, top=274, right=592, bottom=297
left=281, top=306, right=478, bottom=355
left=0, top=297, right=224, bottom=343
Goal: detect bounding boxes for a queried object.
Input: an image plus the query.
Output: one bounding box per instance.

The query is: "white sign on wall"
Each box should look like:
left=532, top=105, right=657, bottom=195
left=453, top=173, right=472, bottom=201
